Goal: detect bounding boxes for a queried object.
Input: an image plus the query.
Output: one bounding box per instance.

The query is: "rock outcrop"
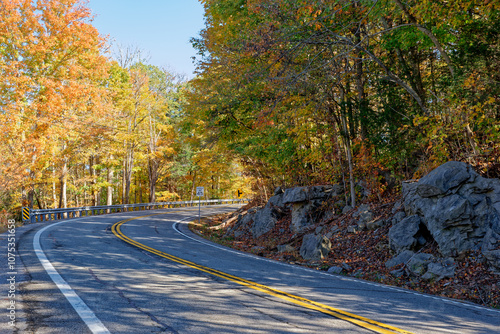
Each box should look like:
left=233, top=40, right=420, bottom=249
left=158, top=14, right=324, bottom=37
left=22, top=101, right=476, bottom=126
left=226, top=184, right=341, bottom=260
left=388, top=215, right=423, bottom=253
left=228, top=185, right=341, bottom=239
left=227, top=161, right=500, bottom=275
left=283, top=185, right=342, bottom=233
left=251, top=193, right=286, bottom=238
left=388, top=161, right=500, bottom=273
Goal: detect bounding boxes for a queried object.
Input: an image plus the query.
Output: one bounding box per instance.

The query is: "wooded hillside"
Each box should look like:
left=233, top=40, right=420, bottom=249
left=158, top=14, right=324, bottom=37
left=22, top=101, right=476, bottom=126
left=188, top=0, right=500, bottom=205
left=1, top=0, right=499, bottom=219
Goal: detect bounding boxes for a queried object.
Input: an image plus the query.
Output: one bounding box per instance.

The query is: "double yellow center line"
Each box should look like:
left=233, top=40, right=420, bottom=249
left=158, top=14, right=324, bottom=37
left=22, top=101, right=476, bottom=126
left=112, top=214, right=413, bottom=334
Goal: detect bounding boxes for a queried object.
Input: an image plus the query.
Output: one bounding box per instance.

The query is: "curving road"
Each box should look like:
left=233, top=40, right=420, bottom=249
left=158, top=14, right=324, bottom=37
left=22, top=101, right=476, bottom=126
left=4, top=205, right=500, bottom=333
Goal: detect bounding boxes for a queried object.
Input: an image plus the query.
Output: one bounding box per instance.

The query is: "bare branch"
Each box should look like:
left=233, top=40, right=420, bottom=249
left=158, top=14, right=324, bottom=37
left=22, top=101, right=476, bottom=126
left=392, top=0, right=454, bottom=77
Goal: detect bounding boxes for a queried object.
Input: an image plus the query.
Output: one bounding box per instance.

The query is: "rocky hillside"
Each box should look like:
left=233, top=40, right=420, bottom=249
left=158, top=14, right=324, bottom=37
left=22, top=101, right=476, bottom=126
left=191, top=161, right=500, bottom=308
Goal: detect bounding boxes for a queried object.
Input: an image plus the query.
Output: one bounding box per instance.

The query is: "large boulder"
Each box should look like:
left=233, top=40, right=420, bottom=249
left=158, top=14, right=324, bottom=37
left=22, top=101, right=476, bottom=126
left=283, top=185, right=340, bottom=233
left=250, top=192, right=287, bottom=238
left=300, top=233, right=332, bottom=261
left=388, top=215, right=421, bottom=253
left=419, top=194, right=476, bottom=255
left=230, top=211, right=255, bottom=238
left=414, top=161, right=475, bottom=197
left=402, top=161, right=500, bottom=270
left=290, top=200, right=324, bottom=233
left=282, top=185, right=341, bottom=204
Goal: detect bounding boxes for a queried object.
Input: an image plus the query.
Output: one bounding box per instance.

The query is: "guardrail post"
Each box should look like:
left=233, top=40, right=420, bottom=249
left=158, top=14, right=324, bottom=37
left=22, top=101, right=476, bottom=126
left=22, top=207, right=29, bottom=224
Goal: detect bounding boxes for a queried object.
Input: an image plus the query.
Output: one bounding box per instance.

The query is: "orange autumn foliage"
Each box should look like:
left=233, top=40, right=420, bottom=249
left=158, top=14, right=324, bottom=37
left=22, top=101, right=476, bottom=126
left=0, top=0, right=109, bottom=205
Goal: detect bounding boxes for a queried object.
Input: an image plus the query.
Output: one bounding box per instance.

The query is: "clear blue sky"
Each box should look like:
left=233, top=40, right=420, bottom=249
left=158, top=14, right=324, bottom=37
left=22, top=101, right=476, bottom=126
left=87, top=0, right=205, bottom=78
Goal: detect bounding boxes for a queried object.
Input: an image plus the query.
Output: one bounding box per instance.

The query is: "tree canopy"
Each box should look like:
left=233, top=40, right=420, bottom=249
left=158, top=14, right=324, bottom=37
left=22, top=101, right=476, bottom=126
left=0, top=0, right=252, bottom=217
left=188, top=0, right=500, bottom=203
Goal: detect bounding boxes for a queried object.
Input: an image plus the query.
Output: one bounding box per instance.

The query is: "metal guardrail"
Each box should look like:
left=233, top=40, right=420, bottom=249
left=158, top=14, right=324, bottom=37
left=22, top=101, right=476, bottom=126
left=24, top=199, right=248, bottom=224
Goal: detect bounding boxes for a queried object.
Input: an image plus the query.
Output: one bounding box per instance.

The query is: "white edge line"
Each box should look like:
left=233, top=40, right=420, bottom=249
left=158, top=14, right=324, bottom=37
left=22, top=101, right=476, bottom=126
left=172, top=210, right=500, bottom=315
left=33, top=219, right=111, bottom=334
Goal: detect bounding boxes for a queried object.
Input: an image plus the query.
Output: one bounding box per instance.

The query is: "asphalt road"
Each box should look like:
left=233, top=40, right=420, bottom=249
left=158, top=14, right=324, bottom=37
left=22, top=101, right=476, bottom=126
left=1, top=205, right=499, bottom=333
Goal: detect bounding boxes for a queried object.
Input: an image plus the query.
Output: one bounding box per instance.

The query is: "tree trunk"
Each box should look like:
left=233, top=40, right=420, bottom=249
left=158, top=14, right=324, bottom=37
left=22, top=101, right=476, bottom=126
left=135, top=176, right=138, bottom=204
left=138, top=177, right=143, bottom=203
left=337, top=89, right=356, bottom=208
left=355, top=31, right=368, bottom=139
left=122, top=142, right=134, bottom=205
left=107, top=166, right=113, bottom=206
left=122, top=155, right=126, bottom=204
left=107, top=165, right=113, bottom=213
left=96, top=156, right=101, bottom=206
left=341, top=113, right=356, bottom=208
left=148, top=158, right=158, bottom=203
left=52, top=164, right=57, bottom=208
left=90, top=155, right=97, bottom=206
left=34, top=189, right=44, bottom=209
left=465, top=123, right=478, bottom=157
left=353, top=1, right=368, bottom=139
left=27, top=188, right=34, bottom=209
left=59, top=161, right=68, bottom=209
left=125, top=147, right=133, bottom=204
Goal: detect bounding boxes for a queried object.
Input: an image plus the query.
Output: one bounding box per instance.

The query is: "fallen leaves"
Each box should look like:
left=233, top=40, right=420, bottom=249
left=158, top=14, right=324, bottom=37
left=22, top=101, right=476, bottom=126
left=191, top=197, right=500, bottom=309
